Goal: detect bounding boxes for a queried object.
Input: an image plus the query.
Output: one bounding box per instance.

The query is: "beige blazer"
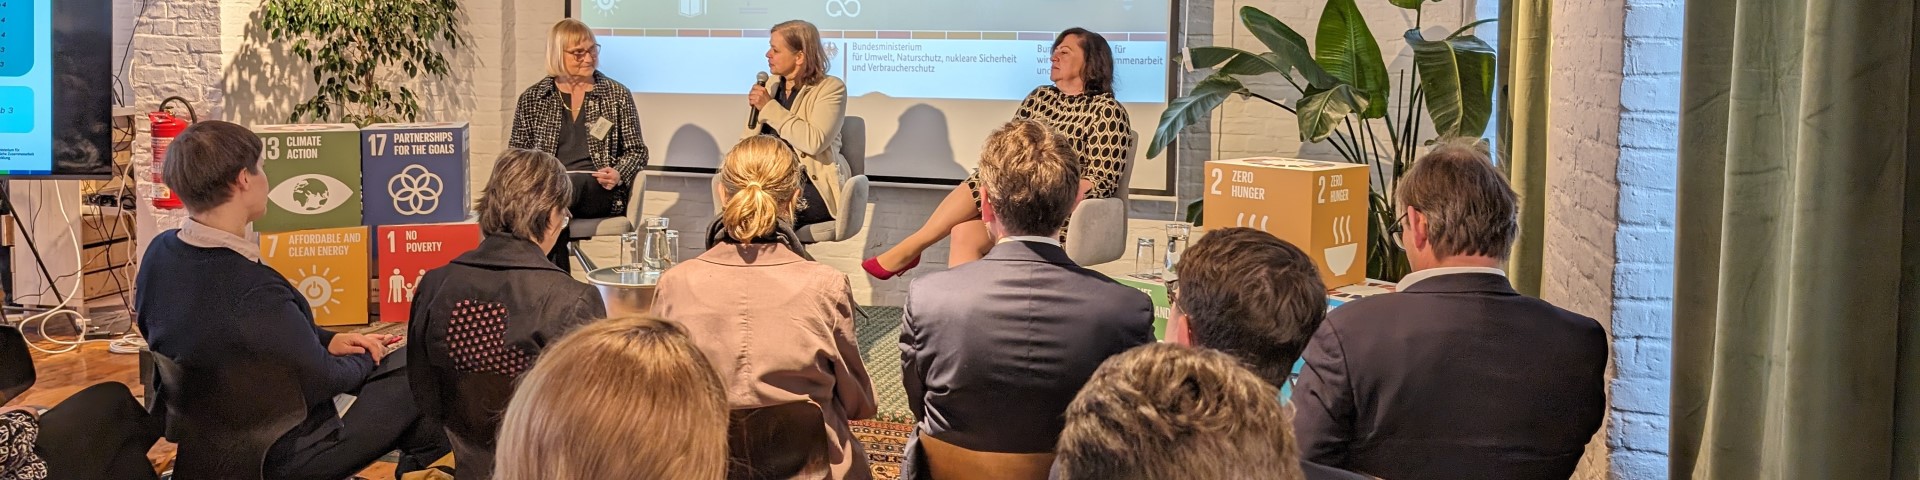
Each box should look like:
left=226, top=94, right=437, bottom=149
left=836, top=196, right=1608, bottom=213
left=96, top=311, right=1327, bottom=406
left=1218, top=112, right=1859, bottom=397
left=744, top=75, right=851, bottom=214
left=651, top=242, right=877, bottom=479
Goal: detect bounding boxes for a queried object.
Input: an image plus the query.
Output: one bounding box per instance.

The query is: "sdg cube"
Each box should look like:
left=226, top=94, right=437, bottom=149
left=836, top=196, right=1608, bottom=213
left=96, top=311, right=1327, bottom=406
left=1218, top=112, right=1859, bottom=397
left=375, top=222, right=482, bottom=323
left=1202, top=157, right=1371, bottom=288
left=255, top=124, right=363, bottom=232
left=361, top=123, right=470, bottom=226
left=260, top=225, right=371, bottom=326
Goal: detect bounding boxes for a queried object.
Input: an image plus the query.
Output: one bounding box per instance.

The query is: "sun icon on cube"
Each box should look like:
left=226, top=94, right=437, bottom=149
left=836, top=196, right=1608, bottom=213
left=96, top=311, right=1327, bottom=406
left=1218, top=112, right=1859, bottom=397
left=295, top=267, right=346, bottom=316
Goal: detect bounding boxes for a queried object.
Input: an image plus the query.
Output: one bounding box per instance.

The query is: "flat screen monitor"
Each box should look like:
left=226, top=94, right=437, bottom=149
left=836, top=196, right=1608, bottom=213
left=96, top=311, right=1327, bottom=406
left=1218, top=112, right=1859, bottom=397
left=0, top=0, right=113, bottom=179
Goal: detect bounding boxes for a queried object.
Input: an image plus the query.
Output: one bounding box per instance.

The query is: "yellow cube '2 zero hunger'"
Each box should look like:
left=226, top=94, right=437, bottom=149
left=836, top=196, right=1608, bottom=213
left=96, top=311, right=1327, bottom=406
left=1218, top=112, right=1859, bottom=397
left=1202, top=157, right=1370, bottom=288
left=260, top=226, right=372, bottom=326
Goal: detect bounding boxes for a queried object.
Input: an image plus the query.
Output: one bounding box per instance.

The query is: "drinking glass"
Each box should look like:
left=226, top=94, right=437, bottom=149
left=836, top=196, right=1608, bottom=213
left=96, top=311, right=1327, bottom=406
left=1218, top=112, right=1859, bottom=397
left=1135, top=237, right=1157, bottom=277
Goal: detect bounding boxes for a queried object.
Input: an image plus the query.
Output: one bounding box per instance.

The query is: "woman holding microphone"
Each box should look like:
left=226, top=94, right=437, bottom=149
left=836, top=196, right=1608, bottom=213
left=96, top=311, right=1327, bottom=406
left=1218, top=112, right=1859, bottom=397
left=509, top=19, right=649, bottom=272
left=741, top=20, right=851, bottom=233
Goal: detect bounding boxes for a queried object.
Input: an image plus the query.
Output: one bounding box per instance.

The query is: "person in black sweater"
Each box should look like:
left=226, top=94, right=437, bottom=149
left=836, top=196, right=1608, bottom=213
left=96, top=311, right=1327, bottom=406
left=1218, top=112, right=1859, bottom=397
left=134, top=121, right=449, bottom=480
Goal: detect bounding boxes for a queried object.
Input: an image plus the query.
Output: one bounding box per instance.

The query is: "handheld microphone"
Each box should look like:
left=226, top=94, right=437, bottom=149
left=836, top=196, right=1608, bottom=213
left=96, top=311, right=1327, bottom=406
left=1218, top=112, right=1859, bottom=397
left=748, top=71, right=769, bottom=128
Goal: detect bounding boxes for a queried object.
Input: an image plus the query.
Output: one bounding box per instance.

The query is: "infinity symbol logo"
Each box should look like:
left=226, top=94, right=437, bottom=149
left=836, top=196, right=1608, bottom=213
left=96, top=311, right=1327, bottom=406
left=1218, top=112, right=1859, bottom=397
left=826, top=0, right=861, bottom=17
left=388, top=165, right=444, bottom=216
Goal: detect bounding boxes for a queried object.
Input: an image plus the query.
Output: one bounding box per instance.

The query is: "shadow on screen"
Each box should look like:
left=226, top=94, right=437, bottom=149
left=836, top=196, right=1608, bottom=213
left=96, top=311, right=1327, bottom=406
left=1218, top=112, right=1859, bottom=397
left=865, top=103, right=963, bottom=180
left=664, top=123, right=724, bottom=171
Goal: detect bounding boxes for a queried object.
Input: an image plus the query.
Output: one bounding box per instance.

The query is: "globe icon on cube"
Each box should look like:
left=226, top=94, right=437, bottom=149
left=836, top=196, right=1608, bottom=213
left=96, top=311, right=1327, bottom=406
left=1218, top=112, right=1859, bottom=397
left=292, top=178, right=334, bottom=211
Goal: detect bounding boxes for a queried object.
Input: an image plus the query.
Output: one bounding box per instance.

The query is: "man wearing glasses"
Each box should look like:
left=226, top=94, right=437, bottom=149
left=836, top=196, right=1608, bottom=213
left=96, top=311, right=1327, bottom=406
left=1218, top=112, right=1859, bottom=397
left=1290, top=139, right=1608, bottom=480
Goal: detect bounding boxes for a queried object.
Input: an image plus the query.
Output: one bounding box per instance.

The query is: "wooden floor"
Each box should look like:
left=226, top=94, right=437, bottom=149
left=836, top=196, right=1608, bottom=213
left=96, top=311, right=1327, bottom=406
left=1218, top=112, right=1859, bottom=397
left=10, top=331, right=398, bottom=479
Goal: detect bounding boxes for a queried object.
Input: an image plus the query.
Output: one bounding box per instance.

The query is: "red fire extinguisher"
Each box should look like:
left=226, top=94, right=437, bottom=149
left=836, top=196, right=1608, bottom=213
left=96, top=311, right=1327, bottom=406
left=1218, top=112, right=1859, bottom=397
left=149, top=97, right=196, bottom=210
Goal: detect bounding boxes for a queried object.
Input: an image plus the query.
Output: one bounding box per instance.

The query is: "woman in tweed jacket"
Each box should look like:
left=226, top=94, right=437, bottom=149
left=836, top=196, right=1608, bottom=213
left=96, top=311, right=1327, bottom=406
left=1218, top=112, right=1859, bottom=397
left=510, top=19, right=649, bottom=271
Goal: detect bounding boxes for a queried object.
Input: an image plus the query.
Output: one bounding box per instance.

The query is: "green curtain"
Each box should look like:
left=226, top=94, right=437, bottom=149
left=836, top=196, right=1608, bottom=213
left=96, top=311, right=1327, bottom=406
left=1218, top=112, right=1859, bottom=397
left=1671, top=0, right=1919, bottom=477
left=1497, top=0, right=1550, bottom=297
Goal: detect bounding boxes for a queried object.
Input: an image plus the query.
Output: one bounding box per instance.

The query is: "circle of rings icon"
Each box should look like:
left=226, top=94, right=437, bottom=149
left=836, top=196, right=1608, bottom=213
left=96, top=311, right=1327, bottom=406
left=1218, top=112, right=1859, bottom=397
left=388, top=165, right=445, bottom=215
left=826, top=0, right=860, bottom=17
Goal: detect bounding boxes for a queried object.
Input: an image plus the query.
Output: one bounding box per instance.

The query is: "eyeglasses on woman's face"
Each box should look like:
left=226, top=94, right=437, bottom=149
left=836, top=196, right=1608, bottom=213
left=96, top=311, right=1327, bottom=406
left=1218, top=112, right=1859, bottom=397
left=566, top=44, right=601, bottom=59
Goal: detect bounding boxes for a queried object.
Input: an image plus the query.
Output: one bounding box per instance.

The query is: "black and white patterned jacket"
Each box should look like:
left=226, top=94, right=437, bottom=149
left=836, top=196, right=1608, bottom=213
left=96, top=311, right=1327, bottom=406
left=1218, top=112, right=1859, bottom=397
left=508, top=71, right=649, bottom=214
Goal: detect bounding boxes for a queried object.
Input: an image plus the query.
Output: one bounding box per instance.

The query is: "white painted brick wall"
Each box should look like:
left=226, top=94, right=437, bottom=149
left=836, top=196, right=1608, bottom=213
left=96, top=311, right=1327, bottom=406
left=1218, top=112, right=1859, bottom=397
left=1608, top=0, right=1680, bottom=477
left=123, top=0, right=228, bottom=250
left=1549, top=0, right=1628, bottom=477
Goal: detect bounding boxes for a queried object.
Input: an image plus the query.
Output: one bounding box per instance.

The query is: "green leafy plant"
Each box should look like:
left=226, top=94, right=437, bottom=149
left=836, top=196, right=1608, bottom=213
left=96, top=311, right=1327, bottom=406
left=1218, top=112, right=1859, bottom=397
left=1150, top=2, right=1495, bottom=282
left=260, top=0, right=464, bottom=126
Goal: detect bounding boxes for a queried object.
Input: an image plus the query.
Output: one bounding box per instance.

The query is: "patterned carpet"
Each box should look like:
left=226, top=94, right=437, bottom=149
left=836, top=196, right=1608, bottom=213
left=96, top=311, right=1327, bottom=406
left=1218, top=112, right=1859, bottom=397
left=852, top=305, right=913, bottom=480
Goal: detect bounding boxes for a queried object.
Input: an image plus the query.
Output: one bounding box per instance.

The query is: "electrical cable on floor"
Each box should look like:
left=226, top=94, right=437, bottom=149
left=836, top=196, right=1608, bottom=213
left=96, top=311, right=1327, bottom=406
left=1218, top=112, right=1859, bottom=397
left=8, top=182, right=124, bottom=355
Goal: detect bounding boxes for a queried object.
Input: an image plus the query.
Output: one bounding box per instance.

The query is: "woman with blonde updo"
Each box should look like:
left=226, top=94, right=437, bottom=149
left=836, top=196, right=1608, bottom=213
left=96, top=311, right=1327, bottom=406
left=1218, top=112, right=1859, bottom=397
left=652, top=135, right=878, bottom=479
left=492, top=316, right=727, bottom=480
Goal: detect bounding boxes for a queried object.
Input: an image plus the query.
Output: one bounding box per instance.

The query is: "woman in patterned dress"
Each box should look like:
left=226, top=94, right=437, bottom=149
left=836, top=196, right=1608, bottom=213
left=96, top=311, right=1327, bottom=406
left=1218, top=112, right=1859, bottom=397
left=863, top=27, right=1135, bottom=279
left=508, top=19, right=649, bottom=272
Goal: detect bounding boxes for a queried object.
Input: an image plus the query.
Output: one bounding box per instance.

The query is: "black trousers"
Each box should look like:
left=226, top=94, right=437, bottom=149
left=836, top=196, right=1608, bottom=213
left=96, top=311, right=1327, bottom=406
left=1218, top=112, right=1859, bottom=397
left=546, top=174, right=622, bottom=273
left=34, top=382, right=162, bottom=480
left=265, top=348, right=450, bottom=480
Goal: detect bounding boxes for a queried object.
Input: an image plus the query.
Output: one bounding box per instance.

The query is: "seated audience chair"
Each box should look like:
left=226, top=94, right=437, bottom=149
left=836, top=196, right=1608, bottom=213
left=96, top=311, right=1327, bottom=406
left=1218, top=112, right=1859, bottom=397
left=1060, top=130, right=1137, bottom=266
left=714, top=116, right=870, bottom=244
left=567, top=173, right=649, bottom=271
left=919, top=433, right=1055, bottom=480
left=0, top=326, right=36, bottom=404
left=726, top=401, right=830, bottom=480
left=146, top=349, right=306, bottom=480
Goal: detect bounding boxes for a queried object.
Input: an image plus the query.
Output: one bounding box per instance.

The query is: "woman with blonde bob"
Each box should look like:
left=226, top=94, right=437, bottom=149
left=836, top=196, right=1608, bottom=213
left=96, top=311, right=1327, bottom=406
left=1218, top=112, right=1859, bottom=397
left=510, top=19, right=649, bottom=272
left=654, top=135, right=879, bottom=479
left=492, top=316, right=727, bottom=480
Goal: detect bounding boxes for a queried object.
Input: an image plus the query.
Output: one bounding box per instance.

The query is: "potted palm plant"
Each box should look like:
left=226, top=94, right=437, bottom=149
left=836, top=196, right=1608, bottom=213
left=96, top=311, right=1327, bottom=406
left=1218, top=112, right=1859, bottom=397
left=1148, top=0, right=1494, bottom=282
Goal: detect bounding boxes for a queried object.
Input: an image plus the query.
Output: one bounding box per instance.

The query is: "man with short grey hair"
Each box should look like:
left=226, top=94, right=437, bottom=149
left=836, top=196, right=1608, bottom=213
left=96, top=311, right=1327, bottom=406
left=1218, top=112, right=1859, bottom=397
left=1290, top=139, right=1608, bottom=480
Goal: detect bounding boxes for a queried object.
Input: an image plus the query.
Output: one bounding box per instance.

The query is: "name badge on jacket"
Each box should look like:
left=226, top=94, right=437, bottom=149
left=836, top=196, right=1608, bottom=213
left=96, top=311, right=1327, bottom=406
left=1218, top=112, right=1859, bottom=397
left=589, top=118, right=614, bottom=140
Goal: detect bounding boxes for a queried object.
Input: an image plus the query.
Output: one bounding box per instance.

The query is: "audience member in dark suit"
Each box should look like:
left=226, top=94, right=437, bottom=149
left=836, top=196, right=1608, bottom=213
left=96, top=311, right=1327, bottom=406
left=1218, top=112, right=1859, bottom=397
left=1290, top=139, right=1608, bottom=480
left=1055, top=343, right=1314, bottom=480
left=407, top=148, right=606, bottom=480
left=898, top=119, right=1154, bottom=478
left=1166, top=227, right=1367, bottom=480
left=134, top=121, right=449, bottom=480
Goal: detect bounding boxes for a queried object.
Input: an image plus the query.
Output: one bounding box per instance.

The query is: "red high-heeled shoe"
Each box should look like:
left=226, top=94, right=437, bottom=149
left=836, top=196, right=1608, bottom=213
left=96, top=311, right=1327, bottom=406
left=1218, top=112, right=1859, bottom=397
left=862, top=255, right=921, bottom=280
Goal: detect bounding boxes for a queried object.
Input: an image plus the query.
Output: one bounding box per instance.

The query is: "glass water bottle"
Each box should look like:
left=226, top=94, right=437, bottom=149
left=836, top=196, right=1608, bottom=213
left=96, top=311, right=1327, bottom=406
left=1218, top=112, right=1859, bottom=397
left=1165, top=223, right=1191, bottom=273
left=641, top=217, right=670, bottom=272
